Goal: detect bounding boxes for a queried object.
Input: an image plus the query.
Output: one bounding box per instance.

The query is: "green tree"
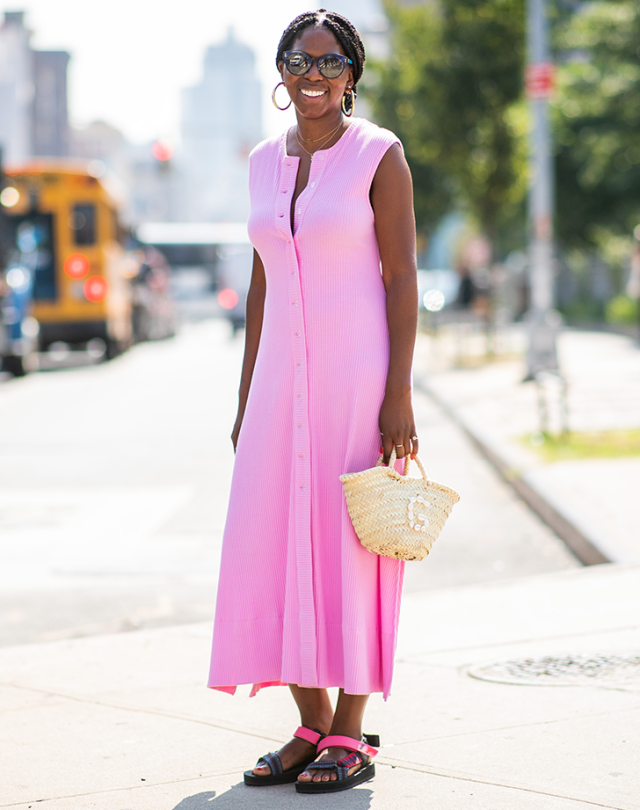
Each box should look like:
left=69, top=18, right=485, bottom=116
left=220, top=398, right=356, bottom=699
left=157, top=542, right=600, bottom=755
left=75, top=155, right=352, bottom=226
left=367, top=0, right=528, bottom=255
left=553, top=0, right=640, bottom=249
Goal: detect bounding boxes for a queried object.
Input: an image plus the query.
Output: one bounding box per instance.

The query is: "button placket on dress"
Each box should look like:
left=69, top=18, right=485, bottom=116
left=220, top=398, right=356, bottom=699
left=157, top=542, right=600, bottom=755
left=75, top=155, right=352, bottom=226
left=276, top=152, right=326, bottom=686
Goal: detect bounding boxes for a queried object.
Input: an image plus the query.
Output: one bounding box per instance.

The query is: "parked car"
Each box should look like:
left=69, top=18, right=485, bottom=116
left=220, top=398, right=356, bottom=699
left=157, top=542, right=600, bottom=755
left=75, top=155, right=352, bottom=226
left=0, top=255, right=38, bottom=377
left=130, top=246, right=176, bottom=343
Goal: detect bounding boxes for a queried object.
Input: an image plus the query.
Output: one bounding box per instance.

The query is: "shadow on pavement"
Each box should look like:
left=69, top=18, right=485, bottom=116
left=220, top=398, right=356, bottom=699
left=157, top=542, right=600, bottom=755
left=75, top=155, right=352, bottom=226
left=172, top=783, right=374, bottom=808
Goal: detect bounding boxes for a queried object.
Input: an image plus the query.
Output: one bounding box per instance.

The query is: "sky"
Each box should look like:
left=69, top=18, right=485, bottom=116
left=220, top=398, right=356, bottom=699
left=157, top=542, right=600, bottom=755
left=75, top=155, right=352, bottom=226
left=0, top=0, right=385, bottom=145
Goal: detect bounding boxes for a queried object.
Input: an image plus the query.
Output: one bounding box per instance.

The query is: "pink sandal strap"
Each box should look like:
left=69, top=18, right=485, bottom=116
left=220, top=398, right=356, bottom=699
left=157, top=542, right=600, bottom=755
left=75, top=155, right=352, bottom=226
left=293, top=726, right=325, bottom=746
left=317, top=734, right=378, bottom=759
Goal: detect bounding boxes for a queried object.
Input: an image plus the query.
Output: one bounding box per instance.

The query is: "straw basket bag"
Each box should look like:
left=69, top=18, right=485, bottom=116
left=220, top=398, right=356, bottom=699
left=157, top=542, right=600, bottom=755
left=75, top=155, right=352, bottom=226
left=340, top=449, right=460, bottom=561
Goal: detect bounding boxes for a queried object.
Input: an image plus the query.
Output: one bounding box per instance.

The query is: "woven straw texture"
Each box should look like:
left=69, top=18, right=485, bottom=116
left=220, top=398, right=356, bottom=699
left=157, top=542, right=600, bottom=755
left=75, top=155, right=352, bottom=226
left=340, top=450, right=460, bottom=561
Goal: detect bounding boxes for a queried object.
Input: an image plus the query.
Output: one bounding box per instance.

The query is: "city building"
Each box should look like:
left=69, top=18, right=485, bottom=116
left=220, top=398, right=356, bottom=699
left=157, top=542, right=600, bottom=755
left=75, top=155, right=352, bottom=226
left=334, top=0, right=390, bottom=59
left=32, top=50, right=70, bottom=158
left=0, top=11, right=70, bottom=163
left=179, top=28, right=262, bottom=223
left=0, top=11, right=33, bottom=163
left=70, top=121, right=177, bottom=225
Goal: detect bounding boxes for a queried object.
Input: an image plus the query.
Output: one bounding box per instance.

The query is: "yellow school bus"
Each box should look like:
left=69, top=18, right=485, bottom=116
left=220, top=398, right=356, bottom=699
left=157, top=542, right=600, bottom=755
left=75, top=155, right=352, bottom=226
left=2, top=161, right=136, bottom=358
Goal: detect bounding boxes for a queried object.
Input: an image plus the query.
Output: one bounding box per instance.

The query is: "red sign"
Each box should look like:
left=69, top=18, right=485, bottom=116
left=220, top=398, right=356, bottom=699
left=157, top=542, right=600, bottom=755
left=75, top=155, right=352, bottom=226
left=526, top=63, right=555, bottom=100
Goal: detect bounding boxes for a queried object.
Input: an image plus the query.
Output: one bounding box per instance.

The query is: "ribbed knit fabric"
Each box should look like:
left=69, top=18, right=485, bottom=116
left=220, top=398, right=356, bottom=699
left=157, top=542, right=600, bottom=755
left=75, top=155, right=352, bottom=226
left=208, top=117, right=405, bottom=700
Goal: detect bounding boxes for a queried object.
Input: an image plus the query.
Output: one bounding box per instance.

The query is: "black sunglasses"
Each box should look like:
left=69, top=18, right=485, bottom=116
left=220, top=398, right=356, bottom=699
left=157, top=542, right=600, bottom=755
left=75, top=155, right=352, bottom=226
left=283, top=50, right=353, bottom=79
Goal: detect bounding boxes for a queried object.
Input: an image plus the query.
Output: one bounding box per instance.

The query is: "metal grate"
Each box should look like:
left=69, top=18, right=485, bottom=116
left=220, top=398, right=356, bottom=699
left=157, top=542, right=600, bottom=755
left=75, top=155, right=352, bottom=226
left=468, top=653, right=640, bottom=691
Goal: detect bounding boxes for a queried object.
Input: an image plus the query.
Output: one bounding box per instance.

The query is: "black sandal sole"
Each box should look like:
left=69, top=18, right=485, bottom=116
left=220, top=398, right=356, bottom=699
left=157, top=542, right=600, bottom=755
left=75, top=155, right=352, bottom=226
left=295, top=763, right=375, bottom=793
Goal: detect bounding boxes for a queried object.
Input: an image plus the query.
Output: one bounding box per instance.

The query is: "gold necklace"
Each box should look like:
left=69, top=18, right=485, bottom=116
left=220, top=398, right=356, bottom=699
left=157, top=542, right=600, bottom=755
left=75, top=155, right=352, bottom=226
left=297, top=119, right=343, bottom=143
left=295, top=124, right=341, bottom=160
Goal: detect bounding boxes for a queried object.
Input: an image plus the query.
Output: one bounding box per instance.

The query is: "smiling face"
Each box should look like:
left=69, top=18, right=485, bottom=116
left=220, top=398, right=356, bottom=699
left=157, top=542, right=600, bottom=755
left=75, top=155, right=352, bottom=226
left=278, top=25, right=354, bottom=120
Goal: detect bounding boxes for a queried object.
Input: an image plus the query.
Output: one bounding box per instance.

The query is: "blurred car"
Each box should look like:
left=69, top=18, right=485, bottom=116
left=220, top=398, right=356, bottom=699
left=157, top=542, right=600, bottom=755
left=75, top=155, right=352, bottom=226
left=1, top=256, right=38, bottom=377
left=216, top=244, right=253, bottom=335
left=130, top=247, right=176, bottom=342
left=417, top=268, right=461, bottom=312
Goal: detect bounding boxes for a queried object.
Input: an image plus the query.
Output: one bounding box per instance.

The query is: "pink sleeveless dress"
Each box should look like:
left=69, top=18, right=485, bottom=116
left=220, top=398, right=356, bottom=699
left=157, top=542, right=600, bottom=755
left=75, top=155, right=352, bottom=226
left=208, top=118, right=405, bottom=699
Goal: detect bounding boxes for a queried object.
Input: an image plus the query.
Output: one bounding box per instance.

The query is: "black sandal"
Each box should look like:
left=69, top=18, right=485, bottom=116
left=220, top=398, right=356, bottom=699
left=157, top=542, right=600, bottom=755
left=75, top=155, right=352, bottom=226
left=243, top=726, right=326, bottom=786
left=295, top=733, right=379, bottom=794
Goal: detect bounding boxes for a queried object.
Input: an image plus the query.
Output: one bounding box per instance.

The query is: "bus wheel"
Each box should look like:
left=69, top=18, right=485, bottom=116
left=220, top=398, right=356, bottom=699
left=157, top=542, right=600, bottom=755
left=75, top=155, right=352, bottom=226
left=2, top=356, right=27, bottom=377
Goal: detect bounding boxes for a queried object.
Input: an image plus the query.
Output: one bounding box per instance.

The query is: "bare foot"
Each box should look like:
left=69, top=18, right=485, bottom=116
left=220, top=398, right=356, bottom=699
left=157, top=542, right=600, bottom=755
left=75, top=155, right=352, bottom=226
left=297, top=746, right=366, bottom=783
left=252, top=734, right=321, bottom=777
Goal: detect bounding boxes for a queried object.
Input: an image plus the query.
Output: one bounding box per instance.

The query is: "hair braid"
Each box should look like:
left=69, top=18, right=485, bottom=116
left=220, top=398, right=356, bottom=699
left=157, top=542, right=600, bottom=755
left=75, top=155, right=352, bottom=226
left=276, top=8, right=366, bottom=105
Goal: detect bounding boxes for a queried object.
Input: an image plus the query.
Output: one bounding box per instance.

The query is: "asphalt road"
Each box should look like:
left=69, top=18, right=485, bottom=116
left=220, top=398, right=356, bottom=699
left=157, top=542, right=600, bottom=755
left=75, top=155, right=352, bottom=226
left=0, top=320, right=578, bottom=647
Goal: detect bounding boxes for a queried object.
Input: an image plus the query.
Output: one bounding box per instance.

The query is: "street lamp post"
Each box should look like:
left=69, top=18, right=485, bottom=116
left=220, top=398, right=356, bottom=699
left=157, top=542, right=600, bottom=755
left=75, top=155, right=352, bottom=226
left=525, top=0, right=559, bottom=380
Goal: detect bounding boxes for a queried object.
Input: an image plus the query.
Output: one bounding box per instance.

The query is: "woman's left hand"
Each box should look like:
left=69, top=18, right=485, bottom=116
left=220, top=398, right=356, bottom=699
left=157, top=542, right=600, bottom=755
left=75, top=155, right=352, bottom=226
left=379, top=387, right=419, bottom=464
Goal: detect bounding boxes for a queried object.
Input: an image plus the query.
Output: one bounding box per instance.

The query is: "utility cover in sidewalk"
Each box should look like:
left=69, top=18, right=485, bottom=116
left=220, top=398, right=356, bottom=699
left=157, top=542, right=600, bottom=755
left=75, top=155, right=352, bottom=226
left=468, top=653, right=640, bottom=691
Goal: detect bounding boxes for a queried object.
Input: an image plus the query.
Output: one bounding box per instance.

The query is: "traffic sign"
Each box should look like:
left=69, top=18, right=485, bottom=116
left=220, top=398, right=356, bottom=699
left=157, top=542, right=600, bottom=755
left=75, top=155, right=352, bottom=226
left=526, top=62, right=555, bottom=100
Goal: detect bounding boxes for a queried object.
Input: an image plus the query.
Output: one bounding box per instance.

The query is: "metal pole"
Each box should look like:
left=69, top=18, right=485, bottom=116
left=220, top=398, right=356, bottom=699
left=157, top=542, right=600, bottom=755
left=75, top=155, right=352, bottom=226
left=525, top=0, right=559, bottom=379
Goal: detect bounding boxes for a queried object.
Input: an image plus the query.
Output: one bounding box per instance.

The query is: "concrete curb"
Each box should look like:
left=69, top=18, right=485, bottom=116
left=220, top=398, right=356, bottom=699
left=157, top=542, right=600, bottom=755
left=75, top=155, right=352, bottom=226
left=416, top=376, right=622, bottom=567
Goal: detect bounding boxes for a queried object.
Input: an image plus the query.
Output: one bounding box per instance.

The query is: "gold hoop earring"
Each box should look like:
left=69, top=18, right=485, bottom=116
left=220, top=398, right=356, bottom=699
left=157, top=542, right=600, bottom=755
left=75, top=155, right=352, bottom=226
left=272, top=81, right=292, bottom=111
left=342, top=88, right=355, bottom=117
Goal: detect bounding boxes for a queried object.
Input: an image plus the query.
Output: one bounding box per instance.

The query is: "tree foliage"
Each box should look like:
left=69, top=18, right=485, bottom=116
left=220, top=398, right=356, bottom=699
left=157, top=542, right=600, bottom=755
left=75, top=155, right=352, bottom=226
left=366, top=0, right=640, bottom=269
left=366, top=0, right=527, bottom=252
left=553, top=0, right=640, bottom=249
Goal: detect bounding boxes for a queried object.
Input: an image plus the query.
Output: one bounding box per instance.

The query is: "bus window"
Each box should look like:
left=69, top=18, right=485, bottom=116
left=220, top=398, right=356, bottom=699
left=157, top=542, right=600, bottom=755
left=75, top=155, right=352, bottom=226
left=71, top=204, right=96, bottom=245
left=8, top=214, right=57, bottom=301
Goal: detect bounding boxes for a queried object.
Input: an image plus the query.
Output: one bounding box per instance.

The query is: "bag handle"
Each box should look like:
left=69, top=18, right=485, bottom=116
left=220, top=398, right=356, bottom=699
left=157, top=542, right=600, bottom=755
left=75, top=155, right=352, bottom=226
left=376, top=447, right=429, bottom=482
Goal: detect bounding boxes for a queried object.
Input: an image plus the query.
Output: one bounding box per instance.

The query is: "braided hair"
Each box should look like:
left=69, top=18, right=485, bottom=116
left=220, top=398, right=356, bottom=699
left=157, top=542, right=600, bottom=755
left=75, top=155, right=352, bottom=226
left=276, top=9, right=366, bottom=113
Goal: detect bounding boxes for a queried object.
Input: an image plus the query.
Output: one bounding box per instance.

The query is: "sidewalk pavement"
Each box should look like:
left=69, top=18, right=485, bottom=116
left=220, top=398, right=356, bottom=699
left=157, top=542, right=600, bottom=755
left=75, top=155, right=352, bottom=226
left=2, top=326, right=639, bottom=809
left=415, top=328, right=640, bottom=566
left=1, top=561, right=639, bottom=809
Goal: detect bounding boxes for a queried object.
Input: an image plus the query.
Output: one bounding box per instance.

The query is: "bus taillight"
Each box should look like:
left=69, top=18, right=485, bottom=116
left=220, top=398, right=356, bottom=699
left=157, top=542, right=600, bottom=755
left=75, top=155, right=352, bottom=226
left=83, top=276, right=109, bottom=303
left=64, top=253, right=90, bottom=279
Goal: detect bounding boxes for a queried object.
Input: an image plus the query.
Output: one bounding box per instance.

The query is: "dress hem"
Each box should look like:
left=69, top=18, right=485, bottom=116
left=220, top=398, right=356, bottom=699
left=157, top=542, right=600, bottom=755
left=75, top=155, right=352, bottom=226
left=208, top=679, right=391, bottom=701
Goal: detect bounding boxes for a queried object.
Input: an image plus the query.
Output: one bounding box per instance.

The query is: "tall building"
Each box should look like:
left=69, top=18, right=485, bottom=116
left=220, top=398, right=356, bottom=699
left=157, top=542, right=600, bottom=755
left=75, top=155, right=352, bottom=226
left=0, top=11, right=69, bottom=163
left=333, top=0, right=389, bottom=58
left=0, top=11, right=33, bottom=163
left=32, top=50, right=70, bottom=157
left=179, top=29, right=262, bottom=222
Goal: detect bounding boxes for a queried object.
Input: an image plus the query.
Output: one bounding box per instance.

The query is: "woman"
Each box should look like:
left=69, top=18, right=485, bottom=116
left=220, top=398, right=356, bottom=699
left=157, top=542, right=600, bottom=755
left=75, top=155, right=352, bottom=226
left=208, top=9, right=419, bottom=794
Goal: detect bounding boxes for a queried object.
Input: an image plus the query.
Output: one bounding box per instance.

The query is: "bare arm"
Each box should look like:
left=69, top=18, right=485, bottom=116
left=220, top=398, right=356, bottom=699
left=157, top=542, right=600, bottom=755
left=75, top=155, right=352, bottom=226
left=370, top=143, right=419, bottom=463
left=231, top=249, right=266, bottom=450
